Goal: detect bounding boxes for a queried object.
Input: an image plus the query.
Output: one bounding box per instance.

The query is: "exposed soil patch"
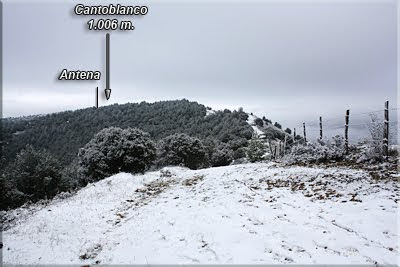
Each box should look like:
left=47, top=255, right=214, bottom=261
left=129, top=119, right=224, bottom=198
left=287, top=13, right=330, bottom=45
left=182, top=175, right=204, bottom=187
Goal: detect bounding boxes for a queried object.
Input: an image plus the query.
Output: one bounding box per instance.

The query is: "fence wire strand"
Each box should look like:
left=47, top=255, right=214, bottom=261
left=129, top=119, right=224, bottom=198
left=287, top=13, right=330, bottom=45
left=288, top=104, right=398, bottom=144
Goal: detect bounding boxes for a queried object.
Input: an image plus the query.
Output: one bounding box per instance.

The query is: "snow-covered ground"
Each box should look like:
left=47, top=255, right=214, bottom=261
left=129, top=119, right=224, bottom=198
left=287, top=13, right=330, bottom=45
left=2, top=163, right=399, bottom=265
left=247, top=114, right=264, bottom=137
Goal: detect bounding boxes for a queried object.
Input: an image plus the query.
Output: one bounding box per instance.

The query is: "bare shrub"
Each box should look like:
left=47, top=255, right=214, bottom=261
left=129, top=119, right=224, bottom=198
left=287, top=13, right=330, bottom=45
left=362, top=114, right=384, bottom=162
left=284, top=136, right=345, bottom=164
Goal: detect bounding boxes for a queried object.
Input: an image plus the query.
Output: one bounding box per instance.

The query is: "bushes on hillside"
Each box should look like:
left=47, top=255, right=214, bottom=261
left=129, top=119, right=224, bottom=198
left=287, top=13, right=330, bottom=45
left=78, top=127, right=156, bottom=184
left=1, top=123, right=250, bottom=210
left=263, top=125, right=285, bottom=140
left=254, top=118, right=264, bottom=127
left=285, top=136, right=345, bottom=164
left=274, top=122, right=282, bottom=129
left=361, top=114, right=385, bottom=162
left=0, top=175, right=25, bottom=210
left=210, top=144, right=234, bottom=167
left=2, top=100, right=253, bottom=167
left=284, top=128, right=292, bottom=135
left=59, top=160, right=81, bottom=191
left=263, top=117, right=272, bottom=124
left=0, top=126, right=247, bottom=211
left=0, top=145, right=62, bottom=210
left=204, top=139, right=234, bottom=167
left=157, top=133, right=208, bottom=169
left=246, top=139, right=267, bottom=163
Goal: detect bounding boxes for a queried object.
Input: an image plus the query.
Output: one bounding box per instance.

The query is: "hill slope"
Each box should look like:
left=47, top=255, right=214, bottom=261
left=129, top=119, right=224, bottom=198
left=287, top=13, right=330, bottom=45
left=2, top=163, right=398, bottom=265
left=1, top=100, right=253, bottom=166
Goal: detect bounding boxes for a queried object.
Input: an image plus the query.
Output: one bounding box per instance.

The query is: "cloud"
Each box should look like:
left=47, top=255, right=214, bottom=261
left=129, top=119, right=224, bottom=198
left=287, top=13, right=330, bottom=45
left=3, top=89, right=94, bottom=117
left=2, top=0, right=397, bottom=131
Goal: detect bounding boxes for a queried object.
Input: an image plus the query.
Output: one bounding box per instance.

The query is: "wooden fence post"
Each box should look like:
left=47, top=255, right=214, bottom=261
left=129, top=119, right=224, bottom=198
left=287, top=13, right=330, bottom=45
left=319, top=116, right=323, bottom=140
left=278, top=141, right=282, bottom=158
left=345, top=109, right=350, bottom=154
left=283, top=135, right=287, bottom=156
left=303, top=123, right=307, bottom=143
left=383, top=101, right=389, bottom=159
left=268, top=139, right=273, bottom=158
left=293, top=128, right=296, bottom=141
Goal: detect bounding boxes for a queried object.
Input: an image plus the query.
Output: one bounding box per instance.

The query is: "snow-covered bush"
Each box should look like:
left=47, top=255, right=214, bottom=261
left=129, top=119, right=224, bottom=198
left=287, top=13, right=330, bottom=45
left=203, top=138, right=234, bottom=167
left=254, top=118, right=264, bottom=127
left=274, top=122, right=282, bottom=129
left=59, top=160, right=81, bottom=191
left=78, top=127, right=156, bottom=183
left=0, top=174, right=26, bottom=210
left=361, top=114, right=384, bottom=162
left=285, top=136, right=345, bottom=164
left=157, top=133, right=207, bottom=170
left=232, top=147, right=246, bottom=160
left=0, top=145, right=62, bottom=209
left=263, top=125, right=285, bottom=140
left=210, top=143, right=234, bottom=167
left=227, top=138, right=249, bottom=159
left=331, top=135, right=346, bottom=151
left=246, top=139, right=267, bottom=162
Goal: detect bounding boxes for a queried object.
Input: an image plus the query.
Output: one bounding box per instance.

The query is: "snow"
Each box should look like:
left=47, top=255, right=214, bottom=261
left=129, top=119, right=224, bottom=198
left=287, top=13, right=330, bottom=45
left=2, top=163, right=399, bottom=265
left=247, top=114, right=264, bottom=137
left=205, top=109, right=216, bottom=117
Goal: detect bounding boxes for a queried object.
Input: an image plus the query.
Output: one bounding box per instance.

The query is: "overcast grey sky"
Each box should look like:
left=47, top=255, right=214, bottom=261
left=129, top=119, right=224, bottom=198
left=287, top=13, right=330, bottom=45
left=2, top=0, right=398, bottom=133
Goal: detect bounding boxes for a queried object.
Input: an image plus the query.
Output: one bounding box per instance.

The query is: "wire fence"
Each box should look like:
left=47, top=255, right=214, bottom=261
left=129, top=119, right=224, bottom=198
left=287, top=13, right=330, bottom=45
left=290, top=105, right=398, bottom=147
left=284, top=101, right=400, bottom=154
left=293, top=108, right=399, bottom=127
left=262, top=102, right=398, bottom=160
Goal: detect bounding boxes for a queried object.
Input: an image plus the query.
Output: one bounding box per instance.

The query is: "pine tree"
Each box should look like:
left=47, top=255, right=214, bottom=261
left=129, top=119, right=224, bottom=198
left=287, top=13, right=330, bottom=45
left=3, top=145, right=62, bottom=203
left=246, top=139, right=266, bottom=163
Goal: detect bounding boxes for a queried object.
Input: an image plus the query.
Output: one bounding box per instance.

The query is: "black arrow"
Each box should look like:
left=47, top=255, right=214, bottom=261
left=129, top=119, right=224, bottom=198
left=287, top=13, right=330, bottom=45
left=105, top=33, right=111, bottom=100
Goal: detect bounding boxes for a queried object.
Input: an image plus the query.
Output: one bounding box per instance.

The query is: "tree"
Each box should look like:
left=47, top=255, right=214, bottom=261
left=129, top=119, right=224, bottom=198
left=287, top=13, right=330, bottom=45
left=78, top=127, right=156, bottom=183
left=284, top=128, right=292, bottom=135
left=0, top=174, right=25, bottom=210
left=264, top=125, right=285, bottom=140
left=210, top=142, right=234, bottom=167
left=254, top=118, right=264, bottom=127
left=274, top=122, right=282, bottom=129
left=246, top=139, right=267, bottom=163
left=59, top=160, right=81, bottom=191
left=2, top=145, right=62, bottom=203
left=263, top=116, right=272, bottom=124
left=2, top=100, right=253, bottom=167
left=295, top=135, right=302, bottom=141
left=158, top=133, right=207, bottom=169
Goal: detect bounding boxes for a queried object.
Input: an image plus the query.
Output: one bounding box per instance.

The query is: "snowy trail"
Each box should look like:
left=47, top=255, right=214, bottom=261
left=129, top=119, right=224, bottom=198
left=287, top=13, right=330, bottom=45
left=2, top=163, right=399, bottom=265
